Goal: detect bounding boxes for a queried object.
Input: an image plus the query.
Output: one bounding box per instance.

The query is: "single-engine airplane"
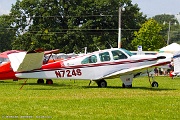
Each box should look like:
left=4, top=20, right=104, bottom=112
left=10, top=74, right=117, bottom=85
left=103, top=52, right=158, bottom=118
left=0, top=50, right=24, bottom=80
left=7, top=48, right=170, bottom=88
left=0, top=49, right=60, bottom=82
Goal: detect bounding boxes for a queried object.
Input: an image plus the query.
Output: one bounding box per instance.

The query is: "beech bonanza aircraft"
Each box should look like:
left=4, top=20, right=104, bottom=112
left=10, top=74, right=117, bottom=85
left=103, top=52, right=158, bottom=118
left=6, top=48, right=170, bottom=88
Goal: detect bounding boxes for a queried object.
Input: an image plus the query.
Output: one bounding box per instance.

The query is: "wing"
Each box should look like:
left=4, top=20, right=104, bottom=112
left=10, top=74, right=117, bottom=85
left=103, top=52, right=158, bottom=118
left=102, top=61, right=170, bottom=79
left=44, top=49, right=60, bottom=55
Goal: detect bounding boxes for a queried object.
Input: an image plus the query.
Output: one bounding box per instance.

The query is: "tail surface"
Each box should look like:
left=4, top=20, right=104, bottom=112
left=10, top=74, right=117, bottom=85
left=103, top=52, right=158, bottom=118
left=8, top=52, right=44, bottom=72
left=173, top=52, right=180, bottom=74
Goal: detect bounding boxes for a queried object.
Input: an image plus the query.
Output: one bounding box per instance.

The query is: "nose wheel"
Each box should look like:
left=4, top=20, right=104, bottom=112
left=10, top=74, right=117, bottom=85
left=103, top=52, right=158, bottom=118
left=151, top=81, right=158, bottom=87
left=122, top=83, right=132, bottom=88
left=147, top=70, right=159, bottom=87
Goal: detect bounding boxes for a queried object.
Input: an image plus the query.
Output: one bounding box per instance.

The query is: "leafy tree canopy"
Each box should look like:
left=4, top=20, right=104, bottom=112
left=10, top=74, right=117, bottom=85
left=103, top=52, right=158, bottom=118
left=152, top=14, right=180, bottom=44
left=0, top=15, right=16, bottom=52
left=131, top=19, right=166, bottom=51
left=8, top=0, right=146, bottom=53
left=153, top=14, right=179, bottom=24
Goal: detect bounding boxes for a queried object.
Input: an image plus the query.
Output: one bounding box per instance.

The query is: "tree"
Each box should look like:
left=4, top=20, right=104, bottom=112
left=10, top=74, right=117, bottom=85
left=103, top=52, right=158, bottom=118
left=9, top=0, right=146, bottom=52
left=168, top=27, right=180, bottom=44
left=131, top=19, right=165, bottom=51
left=0, top=15, right=16, bottom=52
left=152, top=14, right=180, bottom=44
left=152, top=14, right=178, bottom=24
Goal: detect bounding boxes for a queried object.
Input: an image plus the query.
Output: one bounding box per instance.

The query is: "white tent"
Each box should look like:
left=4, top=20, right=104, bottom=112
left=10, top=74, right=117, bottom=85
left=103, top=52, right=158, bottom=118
left=159, top=43, right=180, bottom=53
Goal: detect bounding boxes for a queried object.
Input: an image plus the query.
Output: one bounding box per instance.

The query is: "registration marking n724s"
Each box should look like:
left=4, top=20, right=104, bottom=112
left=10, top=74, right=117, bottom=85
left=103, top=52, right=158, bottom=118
left=55, top=69, right=82, bottom=78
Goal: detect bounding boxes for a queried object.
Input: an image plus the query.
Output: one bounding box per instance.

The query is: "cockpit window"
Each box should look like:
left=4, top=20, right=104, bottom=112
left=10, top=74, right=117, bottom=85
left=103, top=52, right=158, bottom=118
left=81, top=55, right=97, bottom=64
left=112, top=50, right=127, bottom=60
left=120, top=48, right=133, bottom=56
left=0, top=57, right=9, bottom=64
left=99, top=52, right=111, bottom=62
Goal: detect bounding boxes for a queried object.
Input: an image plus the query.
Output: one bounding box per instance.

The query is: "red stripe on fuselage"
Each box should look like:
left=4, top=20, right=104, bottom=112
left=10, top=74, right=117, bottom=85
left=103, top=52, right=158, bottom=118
left=21, top=57, right=160, bottom=73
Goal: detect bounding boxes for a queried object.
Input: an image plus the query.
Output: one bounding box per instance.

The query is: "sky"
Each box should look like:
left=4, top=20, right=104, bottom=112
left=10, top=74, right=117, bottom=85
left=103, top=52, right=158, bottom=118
left=131, top=0, right=180, bottom=17
left=0, top=0, right=15, bottom=15
left=0, top=0, right=180, bottom=18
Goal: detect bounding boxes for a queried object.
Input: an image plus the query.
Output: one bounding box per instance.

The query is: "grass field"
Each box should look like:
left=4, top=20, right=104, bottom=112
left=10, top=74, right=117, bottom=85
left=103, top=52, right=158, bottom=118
left=0, top=76, right=180, bottom=120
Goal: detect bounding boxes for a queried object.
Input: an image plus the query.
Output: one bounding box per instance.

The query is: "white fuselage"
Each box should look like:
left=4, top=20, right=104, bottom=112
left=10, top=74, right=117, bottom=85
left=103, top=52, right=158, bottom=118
left=15, top=48, right=159, bottom=80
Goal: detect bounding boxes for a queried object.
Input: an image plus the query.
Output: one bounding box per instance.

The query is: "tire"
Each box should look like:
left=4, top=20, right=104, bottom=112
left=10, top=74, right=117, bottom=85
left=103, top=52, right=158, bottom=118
left=37, top=79, right=44, bottom=84
left=151, top=81, right=158, bottom=87
left=122, top=83, right=132, bottom=88
left=46, top=79, right=53, bottom=84
left=13, top=79, right=18, bottom=81
left=122, top=83, right=126, bottom=88
left=97, top=80, right=107, bottom=88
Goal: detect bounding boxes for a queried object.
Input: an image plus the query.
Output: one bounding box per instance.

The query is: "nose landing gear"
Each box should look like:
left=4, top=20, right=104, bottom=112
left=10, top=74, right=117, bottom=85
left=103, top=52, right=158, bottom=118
left=147, top=70, right=159, bottom=88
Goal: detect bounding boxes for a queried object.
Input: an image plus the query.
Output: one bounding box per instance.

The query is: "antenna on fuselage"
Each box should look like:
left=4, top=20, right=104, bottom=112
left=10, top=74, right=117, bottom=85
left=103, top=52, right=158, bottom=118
left=106, top=41, right=113, bottom=48
left=95, top=45, right=100, bottom=51
left=84, top=47, right=87, bottom=54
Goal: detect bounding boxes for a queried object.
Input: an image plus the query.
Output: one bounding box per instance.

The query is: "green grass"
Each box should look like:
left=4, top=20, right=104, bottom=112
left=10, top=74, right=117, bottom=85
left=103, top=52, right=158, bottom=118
left=0, top=76, right=180, bottom=120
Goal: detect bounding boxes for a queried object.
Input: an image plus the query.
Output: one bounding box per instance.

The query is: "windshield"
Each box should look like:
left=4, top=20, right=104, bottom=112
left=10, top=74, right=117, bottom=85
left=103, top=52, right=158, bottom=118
left=120, top=48, right=133, bottom=56
left=0, top=57, right=9, bottom=64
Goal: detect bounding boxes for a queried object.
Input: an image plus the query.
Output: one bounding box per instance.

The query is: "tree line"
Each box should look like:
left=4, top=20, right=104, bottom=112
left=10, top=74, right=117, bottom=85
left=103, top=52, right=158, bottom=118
left=0, top=0, right=179, bottom=53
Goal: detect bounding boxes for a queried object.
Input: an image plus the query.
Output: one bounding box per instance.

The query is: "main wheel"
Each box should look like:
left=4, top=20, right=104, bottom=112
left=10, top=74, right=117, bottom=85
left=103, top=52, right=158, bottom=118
left=46, top=79, right=53, bottom=84
left=151, top=81, right=158, bottom=87
left=97, top=80, right=107, bottom=88
left=13, top=79, right=18, bottom=81
left=37, top=79, right=44, bottom=84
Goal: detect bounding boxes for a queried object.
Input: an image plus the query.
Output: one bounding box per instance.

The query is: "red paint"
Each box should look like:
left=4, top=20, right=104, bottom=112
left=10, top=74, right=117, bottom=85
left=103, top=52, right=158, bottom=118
left=41, top=61, right=64, bottom=69
left=0, top=62, right=17, bottom=80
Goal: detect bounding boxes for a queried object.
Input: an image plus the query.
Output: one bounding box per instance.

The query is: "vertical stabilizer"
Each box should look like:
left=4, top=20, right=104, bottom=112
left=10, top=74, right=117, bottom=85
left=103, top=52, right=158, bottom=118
left=8, top=52, right=44, bottom=72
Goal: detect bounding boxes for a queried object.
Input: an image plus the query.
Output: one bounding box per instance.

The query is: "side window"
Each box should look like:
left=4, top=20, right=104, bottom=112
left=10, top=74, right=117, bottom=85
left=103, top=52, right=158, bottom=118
left=89, top=55, right=97, bottom=63
left=81, top=55, right=97, bottom=64
left=81, top=57, right=89, bottom=64
left=112, top=50, right=127, bottom=60
left=99, top=52, right=111, bottom=62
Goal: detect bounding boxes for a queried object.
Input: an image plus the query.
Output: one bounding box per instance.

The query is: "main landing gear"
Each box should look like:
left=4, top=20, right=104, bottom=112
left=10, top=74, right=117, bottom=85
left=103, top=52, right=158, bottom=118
left=37, top=79, right=53, bottom=84
left=37, top=79, right=44, bottom=84
left=97, top=79, right=107, bottom=88
left=89, top=79, right=107, bottom=88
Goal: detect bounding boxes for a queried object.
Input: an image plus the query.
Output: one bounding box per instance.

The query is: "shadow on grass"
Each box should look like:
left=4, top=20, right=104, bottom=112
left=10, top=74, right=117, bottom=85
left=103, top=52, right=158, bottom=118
left=20, top=82, right=82, bottom=90
left=1, top=78, right=173, bottom=91
left=20, top=82, right=60, bottom=86
left=0, top=80, right=19, bottom=83
left=82, top=86, right=177, bottom=91
left=21, top=82, right=177, bottom=91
